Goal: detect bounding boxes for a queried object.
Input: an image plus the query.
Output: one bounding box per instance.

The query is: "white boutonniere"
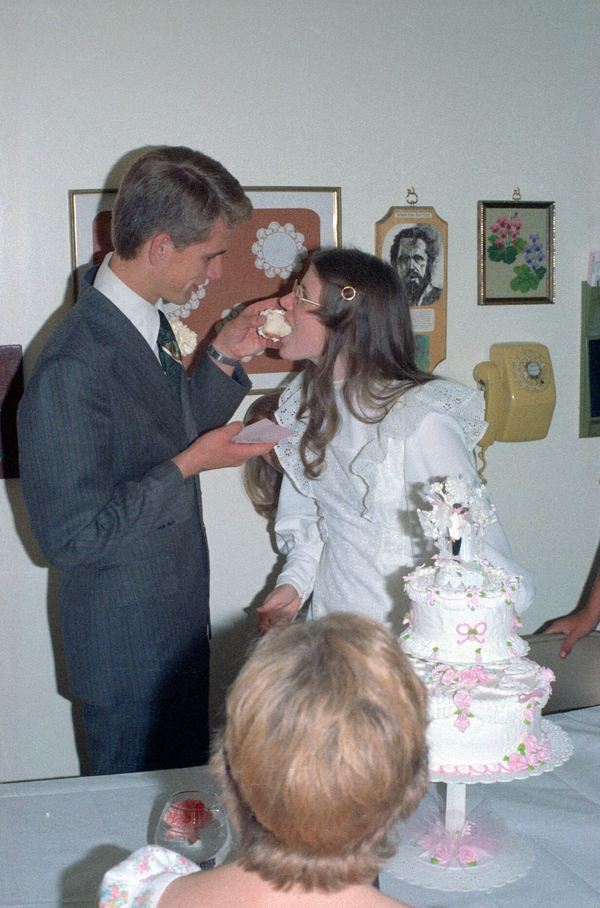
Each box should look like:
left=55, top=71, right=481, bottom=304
left=168, top=317, right=198, bottom=356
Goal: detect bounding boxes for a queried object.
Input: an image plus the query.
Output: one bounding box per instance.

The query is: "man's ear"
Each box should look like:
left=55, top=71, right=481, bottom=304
left=147, top=232, right=173, bottom=265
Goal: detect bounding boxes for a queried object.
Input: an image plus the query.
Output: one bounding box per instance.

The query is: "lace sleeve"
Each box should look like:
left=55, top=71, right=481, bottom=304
left=383, top=380, right=487, bottom=451
left=98, top=845, right=198, bottom=908
left=274, top=377, right=312, bottom=497
left=273, top=475, right=324, bottom=602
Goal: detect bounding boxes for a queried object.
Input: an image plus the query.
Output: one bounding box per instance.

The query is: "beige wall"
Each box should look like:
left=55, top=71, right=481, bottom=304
left=1, top=0, right=599, bottom=781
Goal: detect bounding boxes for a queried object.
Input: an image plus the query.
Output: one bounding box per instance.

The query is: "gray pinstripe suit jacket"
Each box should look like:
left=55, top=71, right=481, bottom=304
left=18, top=267, right=249, bottom=706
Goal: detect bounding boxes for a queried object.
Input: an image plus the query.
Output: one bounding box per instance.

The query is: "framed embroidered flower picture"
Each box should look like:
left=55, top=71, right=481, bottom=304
left=478, top=201, right=555, bottom=305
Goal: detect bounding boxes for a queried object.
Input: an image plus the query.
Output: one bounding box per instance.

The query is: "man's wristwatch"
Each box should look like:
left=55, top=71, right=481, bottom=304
left=207, top=343, right=239, bottom=367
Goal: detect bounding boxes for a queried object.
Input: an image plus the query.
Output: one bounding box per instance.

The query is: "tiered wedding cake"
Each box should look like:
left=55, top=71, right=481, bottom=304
left=401, top=477, right=558, bottom=778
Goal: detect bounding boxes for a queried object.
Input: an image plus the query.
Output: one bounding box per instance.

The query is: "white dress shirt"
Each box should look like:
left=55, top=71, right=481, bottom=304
left=93, top=253, right=168, bottom=362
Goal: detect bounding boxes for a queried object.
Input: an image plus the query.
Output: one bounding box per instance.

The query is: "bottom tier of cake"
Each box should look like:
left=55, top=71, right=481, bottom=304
left=409, top=656, right=556, bottom=776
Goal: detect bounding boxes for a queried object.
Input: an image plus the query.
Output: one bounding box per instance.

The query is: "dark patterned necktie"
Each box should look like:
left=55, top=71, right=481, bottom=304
left=157, top=310, right=183, bottom=394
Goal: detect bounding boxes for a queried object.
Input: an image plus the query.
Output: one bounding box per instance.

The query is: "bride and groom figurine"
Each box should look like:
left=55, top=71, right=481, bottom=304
left=417, top=476, right=498, bottom=566
left=449, top=503, right=476, bottom=563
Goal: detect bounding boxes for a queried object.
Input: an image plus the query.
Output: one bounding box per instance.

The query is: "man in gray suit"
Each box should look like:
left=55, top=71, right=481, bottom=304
left=18, top=147, right=277, bottom=774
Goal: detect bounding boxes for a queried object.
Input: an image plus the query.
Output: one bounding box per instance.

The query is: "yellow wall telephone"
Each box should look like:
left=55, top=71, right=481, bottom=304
left=473, top=343, right=556, bottom=448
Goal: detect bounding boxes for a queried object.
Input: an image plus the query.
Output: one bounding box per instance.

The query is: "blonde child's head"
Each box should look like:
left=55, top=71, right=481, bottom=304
left=212, top=612, right=429, bottom=891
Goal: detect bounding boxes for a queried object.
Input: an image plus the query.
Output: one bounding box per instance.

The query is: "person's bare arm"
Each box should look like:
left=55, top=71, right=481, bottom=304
left=544, top=574, right=600, bottom=657
left=256, top=584, right=303, bottom=635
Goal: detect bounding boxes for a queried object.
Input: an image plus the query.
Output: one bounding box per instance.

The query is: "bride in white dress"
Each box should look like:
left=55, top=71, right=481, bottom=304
left=256, top=249, right=535, bottom=635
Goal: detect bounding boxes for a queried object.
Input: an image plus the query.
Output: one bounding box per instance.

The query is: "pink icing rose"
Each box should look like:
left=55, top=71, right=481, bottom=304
left=442, top=668, right=458, bottom=684
left=457, top=845, right=480, bottom=866
left=523, top=734, right=550, bottom=764
left=523, top=707, right=535, bottom=724
left=527, top=750, right=542, bottom=767
left=430, top=843, right=453, bottom=864
left=466, top=587, right=483, bottom=606
left=459, top=668, right=482, bottom=686
left=417, top=823, right=445, bottom=850
left=506, top=752, right=528, bottom=772
left=540, top=667, right=556, bottom=683
left=453, top=690, right=472, bottom=710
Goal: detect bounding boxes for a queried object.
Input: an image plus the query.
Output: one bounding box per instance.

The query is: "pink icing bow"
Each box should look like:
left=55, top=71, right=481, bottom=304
left=456, top=622, right=487, bottom=645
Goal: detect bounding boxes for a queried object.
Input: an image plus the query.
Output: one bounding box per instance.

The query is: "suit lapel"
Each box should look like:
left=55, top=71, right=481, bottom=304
left=79, top=278, right=194, bottom=449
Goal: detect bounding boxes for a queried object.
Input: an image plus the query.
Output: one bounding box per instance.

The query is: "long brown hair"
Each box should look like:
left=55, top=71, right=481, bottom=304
left=242, top=392, right=282, bottom=520
left=297, top=247, right=435, bottom=478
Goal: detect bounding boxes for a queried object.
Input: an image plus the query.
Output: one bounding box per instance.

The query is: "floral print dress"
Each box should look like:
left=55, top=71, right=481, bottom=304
left=98, top=845, right=198, bottom=908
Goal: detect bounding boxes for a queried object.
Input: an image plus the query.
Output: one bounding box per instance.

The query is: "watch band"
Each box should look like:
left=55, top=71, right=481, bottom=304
left=207, top=343, right=239, bottom=368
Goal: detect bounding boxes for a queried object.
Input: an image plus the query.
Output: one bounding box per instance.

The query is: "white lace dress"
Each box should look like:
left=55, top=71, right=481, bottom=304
left=274, top=377, right=535, bottom=635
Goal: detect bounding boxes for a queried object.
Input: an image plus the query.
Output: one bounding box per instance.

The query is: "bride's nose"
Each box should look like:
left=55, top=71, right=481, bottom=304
left=280, top=291, right=294, bottom=311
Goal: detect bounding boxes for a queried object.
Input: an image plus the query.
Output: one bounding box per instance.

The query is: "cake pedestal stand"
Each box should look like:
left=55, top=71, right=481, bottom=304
left=386, top=719, right=573, bottom=893
left=444, top=781, right=466, bottom=832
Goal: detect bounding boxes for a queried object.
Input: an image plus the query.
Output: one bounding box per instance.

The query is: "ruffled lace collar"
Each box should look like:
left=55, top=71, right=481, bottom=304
left=276, top=376, right=486, bottom=513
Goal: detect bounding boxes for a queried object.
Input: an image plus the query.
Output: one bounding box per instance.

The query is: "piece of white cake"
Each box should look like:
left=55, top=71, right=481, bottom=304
left=258, top=308, right=292, bottom=340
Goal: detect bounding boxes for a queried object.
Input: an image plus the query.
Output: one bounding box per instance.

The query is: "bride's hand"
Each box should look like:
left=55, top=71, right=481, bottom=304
left=256, top=584, right=302, bottom=635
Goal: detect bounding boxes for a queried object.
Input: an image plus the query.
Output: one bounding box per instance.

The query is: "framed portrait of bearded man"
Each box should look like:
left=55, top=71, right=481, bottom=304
left=376, top=206, right=447, bottom=372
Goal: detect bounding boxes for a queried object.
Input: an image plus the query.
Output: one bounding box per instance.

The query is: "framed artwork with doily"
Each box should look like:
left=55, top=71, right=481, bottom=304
left=69, top=186, right=341, bottom=390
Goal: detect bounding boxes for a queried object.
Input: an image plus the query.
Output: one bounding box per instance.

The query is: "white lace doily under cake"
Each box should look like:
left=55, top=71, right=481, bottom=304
left=385, top=720, right=573, bottom=893
left=387, top=829, right=533, bottom=893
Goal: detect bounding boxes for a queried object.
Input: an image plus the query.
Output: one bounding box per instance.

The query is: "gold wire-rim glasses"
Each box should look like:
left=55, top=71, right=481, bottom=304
left=292, top=280, right=357, bottom=307
left=292, top=280, right=321, bottom=308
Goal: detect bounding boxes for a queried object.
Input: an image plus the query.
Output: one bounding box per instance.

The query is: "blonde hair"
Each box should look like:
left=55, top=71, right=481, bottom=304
left=212, top=613, right=428, bottom=891
left=242, top=392, right=283, bottom=520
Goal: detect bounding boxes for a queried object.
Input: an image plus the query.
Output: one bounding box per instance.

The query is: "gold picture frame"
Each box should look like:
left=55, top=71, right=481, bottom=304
left=375, top=206, right=448, bottom=372
left=478, top=200, right=555, bottom=305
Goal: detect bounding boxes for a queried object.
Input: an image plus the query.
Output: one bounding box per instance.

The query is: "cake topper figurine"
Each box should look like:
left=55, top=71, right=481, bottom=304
left=417, top=476, right=497, bottom=562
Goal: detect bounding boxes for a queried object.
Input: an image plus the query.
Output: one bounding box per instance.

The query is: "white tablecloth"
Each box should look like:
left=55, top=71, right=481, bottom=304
left=0, top=765, right=218, bottom=908
left=1, top=709, right=598, bottom=908
left=380, top=707, right=600, bottom=908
